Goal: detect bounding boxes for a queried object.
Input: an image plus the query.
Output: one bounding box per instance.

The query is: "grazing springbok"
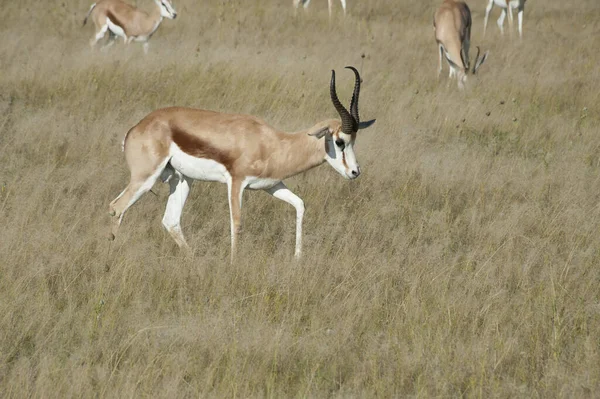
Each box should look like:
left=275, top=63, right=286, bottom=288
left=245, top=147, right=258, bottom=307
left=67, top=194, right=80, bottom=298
left=108, top=67, right=376, bottom=260
left=483, top=0, right=526, bottom=38
left=83, top=0, right=177, bottom=53
left=293, top=0, right=347, bottom=18
left=434, top=0, right=489, bottom=89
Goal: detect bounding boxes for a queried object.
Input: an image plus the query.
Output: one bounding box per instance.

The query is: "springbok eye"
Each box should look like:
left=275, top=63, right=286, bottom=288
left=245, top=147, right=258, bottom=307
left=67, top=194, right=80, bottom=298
left=335, top=139, right=345, bottom=150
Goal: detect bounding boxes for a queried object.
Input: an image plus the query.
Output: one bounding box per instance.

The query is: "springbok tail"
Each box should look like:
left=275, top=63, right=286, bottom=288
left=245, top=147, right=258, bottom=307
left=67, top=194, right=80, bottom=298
left=122, top=126, right=135, bottom=152
left=83, top=3, right=97, bottom=26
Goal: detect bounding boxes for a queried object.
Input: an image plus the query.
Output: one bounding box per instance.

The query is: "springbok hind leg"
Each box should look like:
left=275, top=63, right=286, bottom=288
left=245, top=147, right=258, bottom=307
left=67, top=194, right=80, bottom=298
left=108, top=158, right=169, bottom=240
left=518, top=9, right=523, bottom=38
left=162, top=172, right=192, bottom=249
left=101, top=31, right=117, bottom=52
left=339, top=0, right=347, bottom=15
left=90, top=24, right=108, bottom=48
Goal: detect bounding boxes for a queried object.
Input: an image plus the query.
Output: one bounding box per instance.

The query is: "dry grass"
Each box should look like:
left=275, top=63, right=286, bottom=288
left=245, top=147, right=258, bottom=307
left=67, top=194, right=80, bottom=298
left=1, top=0, right=600, bottom=396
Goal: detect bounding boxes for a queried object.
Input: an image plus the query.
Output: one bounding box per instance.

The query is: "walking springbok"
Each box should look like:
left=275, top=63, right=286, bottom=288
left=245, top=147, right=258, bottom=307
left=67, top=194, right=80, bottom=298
left=484, top=0, right=526, bottom=38
left=434, top=0, right=489, bottom=89
left=108, top=67, right=376, bottom=261
left=293, top=0, right=347, bottom=18
left=83, top=0, right=177, bottom=53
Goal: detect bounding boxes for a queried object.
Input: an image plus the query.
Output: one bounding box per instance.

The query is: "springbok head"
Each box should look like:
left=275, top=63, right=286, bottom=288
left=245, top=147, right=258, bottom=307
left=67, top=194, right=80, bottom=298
left=156, top=0, right=177, bottom=19
left=311, top=66, right=376, bottom=180
left=447, top=46, right=490, bottom=89
left=461, top=46, right=489, bottom=77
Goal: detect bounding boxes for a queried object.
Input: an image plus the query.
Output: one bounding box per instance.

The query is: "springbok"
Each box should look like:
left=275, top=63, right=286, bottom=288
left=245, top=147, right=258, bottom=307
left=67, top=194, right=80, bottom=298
left=83, top=0, right=177, bottom=53
left=434, top=0, right=489, bottom=89
left=483, top=0, right=526, bottom=38
left=108, top=67, right=376, bottom=261
left=293, top=0, right=347, bottom=18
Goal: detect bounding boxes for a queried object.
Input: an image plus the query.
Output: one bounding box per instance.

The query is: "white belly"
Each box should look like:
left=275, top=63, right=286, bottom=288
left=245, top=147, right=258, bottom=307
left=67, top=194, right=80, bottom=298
left=245, top=177, right=281, bottom=190
left=494, top=0, right=519, bottom=8
left=169, top=143, right=229, bottom=183
left=133, top=35, right=149, bottom=42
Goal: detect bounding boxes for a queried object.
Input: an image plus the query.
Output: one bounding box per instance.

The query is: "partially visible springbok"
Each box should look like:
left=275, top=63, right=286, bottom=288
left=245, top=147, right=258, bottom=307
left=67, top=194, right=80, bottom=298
left=83, top=0, right=177, bottom=53
left=293, top=0, right=347, bottom=19
left=108, top=67, right=376, bottom=261
left=483, top=0, right=526, bottom=38
left=434, top=0, right=489, bottom=89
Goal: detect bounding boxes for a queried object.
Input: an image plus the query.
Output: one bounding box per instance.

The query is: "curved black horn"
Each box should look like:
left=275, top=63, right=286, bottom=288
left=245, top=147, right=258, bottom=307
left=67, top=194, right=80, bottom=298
left=330, top=70, right=356, bottom=134
left=472, top=46, right=481, bottom=75
left=345, top=66, right=361, bottom=127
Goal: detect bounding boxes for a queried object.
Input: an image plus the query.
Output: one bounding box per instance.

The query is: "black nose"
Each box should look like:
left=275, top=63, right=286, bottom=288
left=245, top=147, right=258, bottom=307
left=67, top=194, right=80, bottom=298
left=173, top=13, right=177, bottom=19
left=351, top=169, right=360, bottom=178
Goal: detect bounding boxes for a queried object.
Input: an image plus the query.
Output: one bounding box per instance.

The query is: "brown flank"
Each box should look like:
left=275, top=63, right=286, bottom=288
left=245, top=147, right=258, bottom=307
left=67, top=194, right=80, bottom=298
left=106, top=10, right=128, bottom=35
left=170, top=125, right=236, bottom=172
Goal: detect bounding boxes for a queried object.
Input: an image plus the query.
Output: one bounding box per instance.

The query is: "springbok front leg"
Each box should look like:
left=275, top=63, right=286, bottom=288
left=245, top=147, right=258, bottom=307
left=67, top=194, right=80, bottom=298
left=227, top=178, right=247, bottom=262
left=483, top=0, right=494, bottom=37
left=101, top=31, right=117, bottom=52
left=517, top=3, right=524, bottom=38
left=265, top=182, right=305, bottom=259
left=162, top=170, right=192, bottom=250
left=497, top=9, right=506, bottom=35
left=506, top=2, right=514, bottom=37
left=437, top=45, right=444, bottom=78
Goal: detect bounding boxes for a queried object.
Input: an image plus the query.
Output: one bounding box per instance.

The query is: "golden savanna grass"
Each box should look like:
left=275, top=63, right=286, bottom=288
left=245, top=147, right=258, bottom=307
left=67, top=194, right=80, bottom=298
left=1, top=0, right=599, bottom=396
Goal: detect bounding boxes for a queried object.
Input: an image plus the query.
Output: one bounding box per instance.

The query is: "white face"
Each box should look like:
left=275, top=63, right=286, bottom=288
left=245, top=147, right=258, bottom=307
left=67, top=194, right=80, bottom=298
left=449, top=64, right=467, bottom=89
left=158, top=0, right=177, bottom=19
left=325, top=132, right=361, bottom=180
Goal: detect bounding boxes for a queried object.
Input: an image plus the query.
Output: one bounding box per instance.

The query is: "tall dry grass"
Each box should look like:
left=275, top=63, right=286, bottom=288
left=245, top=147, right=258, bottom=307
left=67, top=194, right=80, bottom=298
left=1, top=0, right=599, bottom=396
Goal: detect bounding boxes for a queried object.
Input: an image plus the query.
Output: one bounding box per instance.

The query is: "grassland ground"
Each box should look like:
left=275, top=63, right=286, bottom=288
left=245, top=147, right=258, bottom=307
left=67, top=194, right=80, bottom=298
left=1, top=0, right=600, bottom=396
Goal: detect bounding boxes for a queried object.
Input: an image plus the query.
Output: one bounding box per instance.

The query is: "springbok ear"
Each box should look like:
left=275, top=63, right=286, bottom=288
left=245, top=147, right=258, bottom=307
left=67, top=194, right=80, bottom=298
left=308, top=126, right=330, bottom=139
left=358, top=119, right=376, bottom=130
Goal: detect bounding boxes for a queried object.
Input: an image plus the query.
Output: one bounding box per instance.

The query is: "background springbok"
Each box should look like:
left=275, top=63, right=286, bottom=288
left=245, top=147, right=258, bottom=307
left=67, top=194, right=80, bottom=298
left=293, top=0, right=347, bottom=18
left=484, top=0, right=526, bottom=38
left=434, top=0, right=489, bottom=89
left=83, top=0, right=177, bottom=53
left=108, top=67, right=375, bottom=261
